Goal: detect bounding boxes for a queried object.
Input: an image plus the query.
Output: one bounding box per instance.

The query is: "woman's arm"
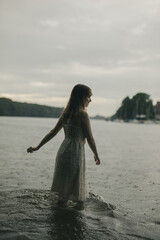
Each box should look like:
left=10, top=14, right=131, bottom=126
left=81, top=111, right=100, bottom=165
left=27, top=116, right=63, bottom=153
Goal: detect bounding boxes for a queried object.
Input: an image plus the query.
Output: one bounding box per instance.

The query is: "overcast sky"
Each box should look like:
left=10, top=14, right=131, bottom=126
left=1, top=0, right=160, bottom=116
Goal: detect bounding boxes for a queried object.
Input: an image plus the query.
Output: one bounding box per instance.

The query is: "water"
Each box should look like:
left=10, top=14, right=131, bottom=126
left=0, top=117, right=160, bottom=240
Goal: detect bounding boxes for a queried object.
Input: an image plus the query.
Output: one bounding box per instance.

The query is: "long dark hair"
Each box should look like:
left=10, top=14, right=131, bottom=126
left=62, top=84, right=92, bottom=121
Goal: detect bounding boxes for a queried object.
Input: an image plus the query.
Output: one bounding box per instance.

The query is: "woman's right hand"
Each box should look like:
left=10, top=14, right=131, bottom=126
left=27, top=146, right=39, bottom=153
left=94, top=155, right=100, bottom=165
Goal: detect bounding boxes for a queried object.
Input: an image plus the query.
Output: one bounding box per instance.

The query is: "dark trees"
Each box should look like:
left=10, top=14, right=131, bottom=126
left=0, top=98, right=63, bottom=118
left=114, top=93, right=155, bottom=120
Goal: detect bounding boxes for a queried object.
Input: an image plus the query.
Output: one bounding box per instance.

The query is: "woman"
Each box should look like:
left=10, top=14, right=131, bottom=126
left=27, top=84, right=100, bottom=207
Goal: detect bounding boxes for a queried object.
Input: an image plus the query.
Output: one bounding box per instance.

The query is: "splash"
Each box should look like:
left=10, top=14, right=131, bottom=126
left=0, top=189, right=159, bottom=240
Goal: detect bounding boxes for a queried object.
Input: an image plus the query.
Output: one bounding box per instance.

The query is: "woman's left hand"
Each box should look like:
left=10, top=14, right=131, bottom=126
left=94, top=155, right=100, bottom=165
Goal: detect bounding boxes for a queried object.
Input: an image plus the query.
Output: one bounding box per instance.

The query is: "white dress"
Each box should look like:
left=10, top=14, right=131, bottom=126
left=51, top=124, right=88, bottom=202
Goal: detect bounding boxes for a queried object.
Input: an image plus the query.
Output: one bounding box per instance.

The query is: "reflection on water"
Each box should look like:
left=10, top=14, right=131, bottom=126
left=0, top=189, right=160, bottom=240
left=48, top=207, right=86, bottom=240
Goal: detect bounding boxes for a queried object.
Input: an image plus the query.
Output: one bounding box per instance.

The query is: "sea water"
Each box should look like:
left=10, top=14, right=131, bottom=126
left=0, top=117, right=160, bottom=240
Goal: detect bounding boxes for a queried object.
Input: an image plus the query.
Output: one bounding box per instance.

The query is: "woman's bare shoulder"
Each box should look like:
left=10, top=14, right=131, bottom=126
left=79, top=110, right=89, bottom=121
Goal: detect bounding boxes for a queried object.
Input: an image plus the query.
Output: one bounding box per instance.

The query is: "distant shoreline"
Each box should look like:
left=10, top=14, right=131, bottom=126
left=0, top=115, right=159, bottom=125
left=110, top=119, right=160, bottom=124
left=0, top=97, right=63, bottom=118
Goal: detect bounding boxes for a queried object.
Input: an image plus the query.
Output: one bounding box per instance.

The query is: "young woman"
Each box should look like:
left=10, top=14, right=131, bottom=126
left=27, top=84, right=100, bottom=207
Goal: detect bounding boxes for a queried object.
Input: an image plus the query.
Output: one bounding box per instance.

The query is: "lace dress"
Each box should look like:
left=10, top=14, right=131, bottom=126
left=51, top=124, right=88, bottom=202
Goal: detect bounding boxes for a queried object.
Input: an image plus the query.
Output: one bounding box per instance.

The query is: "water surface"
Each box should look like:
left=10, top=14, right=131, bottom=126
left=0, top=117, right=160, bottom=239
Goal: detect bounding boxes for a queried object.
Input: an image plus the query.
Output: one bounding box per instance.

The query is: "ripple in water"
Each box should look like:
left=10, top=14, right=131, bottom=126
left=0, top=189, right=159, bottom=240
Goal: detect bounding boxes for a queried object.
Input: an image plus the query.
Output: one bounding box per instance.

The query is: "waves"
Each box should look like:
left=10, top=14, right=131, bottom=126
left=0, top=189, right=159, bottom=240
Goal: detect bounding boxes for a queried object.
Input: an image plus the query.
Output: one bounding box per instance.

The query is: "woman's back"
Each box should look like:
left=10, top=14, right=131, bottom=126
left=51, top=118, right=88, bottom=202
left=63, top=123, right=85, bottom=142
left=62, top=109, right=85, bottom=127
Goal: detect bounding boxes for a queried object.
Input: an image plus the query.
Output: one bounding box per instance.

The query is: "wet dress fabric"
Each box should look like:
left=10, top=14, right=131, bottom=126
left=51, top=124, right=88, bottom=202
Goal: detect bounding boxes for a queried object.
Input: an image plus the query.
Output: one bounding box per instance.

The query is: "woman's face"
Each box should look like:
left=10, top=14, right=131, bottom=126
left=84, top=93, right=92, bottom=107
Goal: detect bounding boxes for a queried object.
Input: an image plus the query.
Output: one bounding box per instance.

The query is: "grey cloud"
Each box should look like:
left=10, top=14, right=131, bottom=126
left=0, top=0, right=160, bottom=116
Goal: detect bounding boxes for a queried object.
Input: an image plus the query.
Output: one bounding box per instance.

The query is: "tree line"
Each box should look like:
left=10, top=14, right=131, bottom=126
left=112, top=93, right=155, bottom=120
left=0, top=98, right=63, bottom=118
